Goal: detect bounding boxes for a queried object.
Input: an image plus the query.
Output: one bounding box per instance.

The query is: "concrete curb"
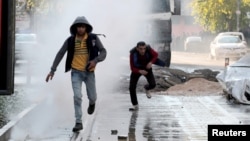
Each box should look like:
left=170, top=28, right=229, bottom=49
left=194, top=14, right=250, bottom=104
left=0, top=104, right=38, bottom=141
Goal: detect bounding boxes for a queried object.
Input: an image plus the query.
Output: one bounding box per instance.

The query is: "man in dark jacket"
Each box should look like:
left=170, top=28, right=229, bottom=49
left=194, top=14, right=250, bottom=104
left=129, top=41, right=165, bottom=111
left=45, top=16, right=107, bottom=132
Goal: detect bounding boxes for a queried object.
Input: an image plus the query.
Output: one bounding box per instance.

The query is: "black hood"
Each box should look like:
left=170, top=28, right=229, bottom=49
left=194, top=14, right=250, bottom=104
left=70, top=16, right=93, bottom=35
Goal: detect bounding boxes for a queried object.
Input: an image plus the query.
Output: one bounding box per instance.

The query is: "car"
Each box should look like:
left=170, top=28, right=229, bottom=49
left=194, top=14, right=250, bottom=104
left=217, top=32, right=247, bottom=43
left=184, top=36, right=202, bottom=52
left=216, top=54, right=250, bottom=104
left=209, top=35, right=248, bottom=60
left=15, top=33, right=37, bottom=62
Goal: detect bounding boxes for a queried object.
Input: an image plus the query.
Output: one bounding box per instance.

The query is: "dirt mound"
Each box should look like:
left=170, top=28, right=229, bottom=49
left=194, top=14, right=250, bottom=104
left=164, top=78, right=224, bottom=96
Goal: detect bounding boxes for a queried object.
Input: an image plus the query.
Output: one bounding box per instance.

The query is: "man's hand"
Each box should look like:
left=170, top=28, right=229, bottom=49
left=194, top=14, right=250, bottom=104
left=139, top=70, right=148, bottom=75
left=87, top=61, right=96, bottom=71
left=46, top=73, right=54, bottom=82
left=146, top=62, right=152, bottom=69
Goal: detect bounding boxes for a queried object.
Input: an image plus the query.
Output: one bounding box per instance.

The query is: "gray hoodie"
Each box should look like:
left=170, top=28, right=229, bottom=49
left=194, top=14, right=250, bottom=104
left=50, top=16, right=107, bottom=74
left=70, top=16, right=93, bottom=35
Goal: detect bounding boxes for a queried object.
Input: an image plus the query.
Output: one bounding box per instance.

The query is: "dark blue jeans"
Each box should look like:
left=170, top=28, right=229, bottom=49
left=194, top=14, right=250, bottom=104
left=129, top=69, right=156, bottom=106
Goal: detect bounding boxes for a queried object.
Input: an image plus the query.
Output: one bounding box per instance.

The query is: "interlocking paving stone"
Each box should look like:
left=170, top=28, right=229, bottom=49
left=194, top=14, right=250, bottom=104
left=3, top=94, right=250, bottom=141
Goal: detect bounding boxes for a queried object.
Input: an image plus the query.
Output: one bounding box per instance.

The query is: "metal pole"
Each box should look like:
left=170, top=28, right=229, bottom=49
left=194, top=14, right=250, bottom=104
left=236, top=0, right=241, bottom=31
left=225, top=58, right=229, bottom=67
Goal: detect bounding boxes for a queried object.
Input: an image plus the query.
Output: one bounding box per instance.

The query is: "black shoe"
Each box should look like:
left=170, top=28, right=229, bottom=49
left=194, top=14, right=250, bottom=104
left=72, top=123, right=83, bottom=132
left=88, top=103, right=95, bottom=115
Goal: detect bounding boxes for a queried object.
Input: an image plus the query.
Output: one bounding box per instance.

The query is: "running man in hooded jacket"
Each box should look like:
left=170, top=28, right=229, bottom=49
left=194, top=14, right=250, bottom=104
left=45, top=16, right=107, bottom=132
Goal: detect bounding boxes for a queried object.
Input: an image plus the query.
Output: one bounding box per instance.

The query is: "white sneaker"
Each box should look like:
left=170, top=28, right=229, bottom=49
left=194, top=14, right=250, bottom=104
left=145, top=90, right=151, bottom=99
left=134, top=105, right=139, bottom=110
left=129, top=105, right=139, bottom=111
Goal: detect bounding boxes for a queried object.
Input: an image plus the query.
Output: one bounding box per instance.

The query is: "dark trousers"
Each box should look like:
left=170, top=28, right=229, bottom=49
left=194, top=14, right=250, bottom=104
left=129, top=69, right=156, bottom=106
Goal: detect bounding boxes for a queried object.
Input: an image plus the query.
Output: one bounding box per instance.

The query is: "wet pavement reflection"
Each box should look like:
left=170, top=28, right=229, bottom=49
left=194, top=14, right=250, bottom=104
left=3, top=92, right=250, bottom=141
left=81, top=94, right=250, bottom=141
left=128, top=109, right=185, bottom=141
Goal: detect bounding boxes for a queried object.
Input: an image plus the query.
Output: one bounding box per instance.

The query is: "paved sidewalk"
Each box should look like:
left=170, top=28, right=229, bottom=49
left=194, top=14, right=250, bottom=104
left=3, top=92, right=250, bottom=141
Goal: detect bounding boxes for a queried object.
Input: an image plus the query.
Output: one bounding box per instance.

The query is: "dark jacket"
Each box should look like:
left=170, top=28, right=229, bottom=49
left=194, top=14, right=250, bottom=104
left=129, top=45, right=158, bottom=73
left=50, top=16, right=107, bottom=73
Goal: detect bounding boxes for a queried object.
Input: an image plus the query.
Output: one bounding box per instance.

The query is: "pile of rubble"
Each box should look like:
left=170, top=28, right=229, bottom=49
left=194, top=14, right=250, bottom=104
left=154, top=67, right=224, bottom=96
left=118, top=67, right=224, bottom=96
